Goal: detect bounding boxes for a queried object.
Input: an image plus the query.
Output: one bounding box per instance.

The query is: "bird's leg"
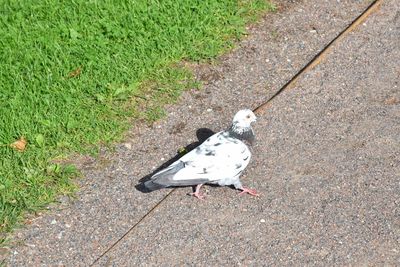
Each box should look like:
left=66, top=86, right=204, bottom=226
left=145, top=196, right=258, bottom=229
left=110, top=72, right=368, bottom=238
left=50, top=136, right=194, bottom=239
left=239, top=186, right=259, bottom=196
left=189, top=184, right=205, bottom=200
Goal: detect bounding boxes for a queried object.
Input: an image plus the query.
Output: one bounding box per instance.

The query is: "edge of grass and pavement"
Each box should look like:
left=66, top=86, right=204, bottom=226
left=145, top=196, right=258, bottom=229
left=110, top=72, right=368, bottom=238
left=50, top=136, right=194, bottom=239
left=0, top=0, right=275, bottom=243
left=3, top=0, right=390, bottom=265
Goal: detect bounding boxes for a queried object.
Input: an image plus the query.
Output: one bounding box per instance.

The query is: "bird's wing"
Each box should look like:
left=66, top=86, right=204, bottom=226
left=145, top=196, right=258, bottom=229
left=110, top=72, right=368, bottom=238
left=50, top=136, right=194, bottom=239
left=147, top=160, right=210, bottom=188
left=150, top=131, right=251, bottom=187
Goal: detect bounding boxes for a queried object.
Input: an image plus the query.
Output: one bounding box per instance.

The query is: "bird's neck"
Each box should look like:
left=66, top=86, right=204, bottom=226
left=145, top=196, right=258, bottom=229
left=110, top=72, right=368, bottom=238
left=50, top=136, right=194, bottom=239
left=227, top=124, right=254, bottom=143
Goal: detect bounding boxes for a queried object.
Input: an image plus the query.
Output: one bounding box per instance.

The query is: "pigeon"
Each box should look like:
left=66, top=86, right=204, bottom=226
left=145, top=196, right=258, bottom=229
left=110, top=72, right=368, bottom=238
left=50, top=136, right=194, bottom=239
left=144, top=109, right=258, bottom=199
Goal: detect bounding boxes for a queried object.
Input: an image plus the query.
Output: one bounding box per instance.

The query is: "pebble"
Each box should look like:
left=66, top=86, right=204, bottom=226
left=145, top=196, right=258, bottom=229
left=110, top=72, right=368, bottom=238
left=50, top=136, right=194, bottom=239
left=57, top=232, right=63, bottom=239
left=124, top=143, right=132, bottom=150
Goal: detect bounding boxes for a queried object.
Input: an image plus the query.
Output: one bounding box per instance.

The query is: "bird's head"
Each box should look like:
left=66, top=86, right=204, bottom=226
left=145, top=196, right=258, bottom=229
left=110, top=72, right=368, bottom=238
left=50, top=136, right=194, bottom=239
left=232, top=109, right=257, bottom=130
left=228, top=109, right=257, bottom=144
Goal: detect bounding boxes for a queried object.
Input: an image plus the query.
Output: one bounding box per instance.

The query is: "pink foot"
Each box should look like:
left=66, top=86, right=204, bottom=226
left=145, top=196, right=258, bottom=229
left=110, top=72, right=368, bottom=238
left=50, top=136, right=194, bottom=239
left=239, top=187, right=259, bottom=196
left=189, top=191, right=205, bottom=200
left=189, top=184, right=205, bottom=200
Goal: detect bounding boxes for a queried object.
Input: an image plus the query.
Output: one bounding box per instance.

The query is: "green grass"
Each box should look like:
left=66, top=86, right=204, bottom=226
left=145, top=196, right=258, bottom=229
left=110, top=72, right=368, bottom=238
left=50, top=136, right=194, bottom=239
left=0, top=0, right=275, bottom=241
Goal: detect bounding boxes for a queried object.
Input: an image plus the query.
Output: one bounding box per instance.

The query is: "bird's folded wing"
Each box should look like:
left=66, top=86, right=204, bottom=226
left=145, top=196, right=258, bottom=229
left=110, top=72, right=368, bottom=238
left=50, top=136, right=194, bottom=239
left=149, top=131, right=250, bottom=187
left=172, top=140, right=250, bottom=182
left=149, top=160, right=210, bottom=187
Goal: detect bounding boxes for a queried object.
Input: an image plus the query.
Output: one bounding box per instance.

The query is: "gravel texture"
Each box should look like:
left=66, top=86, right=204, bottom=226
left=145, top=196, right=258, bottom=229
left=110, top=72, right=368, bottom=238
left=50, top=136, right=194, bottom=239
left=4, top=0, right=384, bottom=266
left=95, top=0, right=400, bottom=265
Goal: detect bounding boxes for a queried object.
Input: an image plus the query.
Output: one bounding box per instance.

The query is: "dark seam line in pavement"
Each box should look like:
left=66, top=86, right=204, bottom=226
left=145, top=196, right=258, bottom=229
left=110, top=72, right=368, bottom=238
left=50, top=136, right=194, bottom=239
left=89, top=189, right=176, bottom=266
left=253, top=0, right=382, bottom=116
left=89, top=1, right=383, bottom=265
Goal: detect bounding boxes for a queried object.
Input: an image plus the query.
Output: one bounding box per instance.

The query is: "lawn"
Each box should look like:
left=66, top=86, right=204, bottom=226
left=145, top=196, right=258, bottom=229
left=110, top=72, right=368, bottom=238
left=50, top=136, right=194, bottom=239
left=0, top=0, right=274, bottom=241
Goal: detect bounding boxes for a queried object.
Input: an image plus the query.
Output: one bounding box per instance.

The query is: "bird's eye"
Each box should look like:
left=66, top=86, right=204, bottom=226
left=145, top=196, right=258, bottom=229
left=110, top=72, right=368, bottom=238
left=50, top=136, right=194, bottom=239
left=246, top=115, right=251, bottom=119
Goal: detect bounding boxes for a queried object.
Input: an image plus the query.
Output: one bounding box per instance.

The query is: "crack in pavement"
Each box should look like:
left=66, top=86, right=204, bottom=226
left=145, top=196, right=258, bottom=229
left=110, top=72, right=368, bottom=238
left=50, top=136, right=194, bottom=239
left=254, top=0, right=383, bottom=116
left=89, top=189, right=176, bottom=266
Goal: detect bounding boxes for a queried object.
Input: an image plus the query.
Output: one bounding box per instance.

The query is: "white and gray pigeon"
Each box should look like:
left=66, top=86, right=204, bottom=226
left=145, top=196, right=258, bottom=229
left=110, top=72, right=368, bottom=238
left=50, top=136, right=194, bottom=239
left=144, top=109, right=258, bottom=199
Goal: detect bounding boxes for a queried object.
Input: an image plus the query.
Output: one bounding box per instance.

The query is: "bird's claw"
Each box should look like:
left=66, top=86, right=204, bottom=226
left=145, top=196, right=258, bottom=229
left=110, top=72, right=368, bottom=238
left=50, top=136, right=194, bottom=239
left=239, top=187, right=259, bottom=197
left=189, top=192, right=205, bottom=200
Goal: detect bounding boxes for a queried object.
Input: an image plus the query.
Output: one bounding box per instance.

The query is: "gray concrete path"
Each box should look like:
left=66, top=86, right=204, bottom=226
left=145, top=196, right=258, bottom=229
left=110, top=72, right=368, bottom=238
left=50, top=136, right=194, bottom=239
left=92, top=0, right=400, bottom=265
left=5, top=0, right=400, bottom=266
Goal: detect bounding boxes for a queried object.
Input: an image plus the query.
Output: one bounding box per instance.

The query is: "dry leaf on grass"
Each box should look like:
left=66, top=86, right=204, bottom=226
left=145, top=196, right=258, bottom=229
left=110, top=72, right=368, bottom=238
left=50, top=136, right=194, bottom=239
left=67, top=65, right=82, bottom=78
left=10, top=136, right=27, bottom=152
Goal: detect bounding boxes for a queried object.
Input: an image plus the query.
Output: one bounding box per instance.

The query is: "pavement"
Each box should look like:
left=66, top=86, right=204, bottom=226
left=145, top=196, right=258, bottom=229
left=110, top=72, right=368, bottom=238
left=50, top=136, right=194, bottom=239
left=3, top=0, right=400, bottom=265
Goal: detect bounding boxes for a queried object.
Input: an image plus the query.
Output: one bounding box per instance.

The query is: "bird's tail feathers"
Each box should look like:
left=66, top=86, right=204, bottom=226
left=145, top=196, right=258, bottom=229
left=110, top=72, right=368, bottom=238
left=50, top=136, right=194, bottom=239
left=143, top=180, right=168, bottom=192
left=143, top=161, right=185, bottom=191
